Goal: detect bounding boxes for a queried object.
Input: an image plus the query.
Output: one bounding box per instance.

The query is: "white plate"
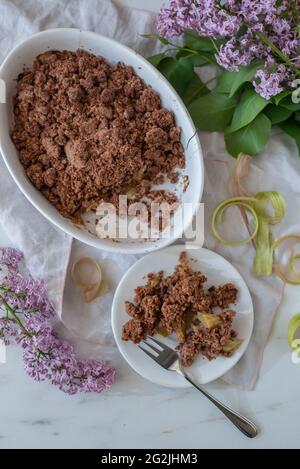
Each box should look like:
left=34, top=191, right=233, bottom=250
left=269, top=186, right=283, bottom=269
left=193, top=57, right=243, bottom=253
left=112, top=245, right=254, bottom=388
left=0, top=28, right=203, bottom=254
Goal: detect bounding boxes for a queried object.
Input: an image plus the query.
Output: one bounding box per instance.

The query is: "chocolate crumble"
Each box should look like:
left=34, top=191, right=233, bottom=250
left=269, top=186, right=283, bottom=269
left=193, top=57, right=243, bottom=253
left=122, top=252, right=241, bottom=366
left=12, top=49, right=185, bottom=223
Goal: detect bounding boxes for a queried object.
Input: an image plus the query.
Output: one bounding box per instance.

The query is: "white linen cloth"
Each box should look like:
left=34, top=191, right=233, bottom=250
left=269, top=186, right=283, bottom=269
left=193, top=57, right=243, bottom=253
left=0, top=0, right=299, bottom=390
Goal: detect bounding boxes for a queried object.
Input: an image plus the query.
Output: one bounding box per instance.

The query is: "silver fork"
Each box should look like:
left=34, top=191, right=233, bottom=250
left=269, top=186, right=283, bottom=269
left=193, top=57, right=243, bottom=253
left=139, top=336, right=258, bottom=438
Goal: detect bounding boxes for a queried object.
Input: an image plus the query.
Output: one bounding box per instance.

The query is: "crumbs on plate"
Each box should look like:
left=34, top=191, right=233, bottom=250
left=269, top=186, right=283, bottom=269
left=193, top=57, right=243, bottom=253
left=122, top=251, right=241, bottom=366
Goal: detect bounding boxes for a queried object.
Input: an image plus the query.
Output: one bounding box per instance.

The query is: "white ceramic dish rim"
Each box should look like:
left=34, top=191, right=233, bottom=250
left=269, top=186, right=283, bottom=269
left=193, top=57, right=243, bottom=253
left=111, top=245, right=254, bottom=388
left=0, top=28, right=204, bottom=254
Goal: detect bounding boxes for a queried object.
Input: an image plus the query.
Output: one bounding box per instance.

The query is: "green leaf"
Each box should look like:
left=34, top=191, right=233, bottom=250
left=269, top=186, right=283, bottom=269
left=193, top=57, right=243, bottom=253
left=141, top=34, right=170, bottom=45
left=229, top=62, right=261, bottom=97
left=184, top=30, right=219, bottom=52
left=278, top=95, right=300, bottom=111
left=225, top=113, right=271, bottom=157
left=157, top=57, right=194, bottom=96
left=182, top=73, right=209, bottom=106
left=147, top=53, right=167, bottom=67
left=190, top=53, right=212, bottom=67
left=264, top=104, right=293, bottom=125
left=188, top=91, right=238, bottom=132
left=214, top=62, right=261, bottom=96
left=176, top=49, right=212, bottom=67
left=295, top=112, right=300, bottom=124
left=273, top=90, right=292, bottom=105
left=228, top=88, right=269, bottom=133
left=236, top=23, right=248, bottom=39
left=278, top=119, right=300, bottom=155
left=214, top=70, right=238, bottom=94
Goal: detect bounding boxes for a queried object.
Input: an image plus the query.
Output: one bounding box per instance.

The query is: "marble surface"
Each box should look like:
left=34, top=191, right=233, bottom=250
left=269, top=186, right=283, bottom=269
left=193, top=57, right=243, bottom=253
left=1, top=0, right=300, bottom=450
left=0, top=226, right=298, bottom=449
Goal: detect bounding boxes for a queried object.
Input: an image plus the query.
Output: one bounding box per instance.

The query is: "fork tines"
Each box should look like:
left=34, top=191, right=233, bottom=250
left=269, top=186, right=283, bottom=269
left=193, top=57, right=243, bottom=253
left=138, top=336, right=178, bottom=370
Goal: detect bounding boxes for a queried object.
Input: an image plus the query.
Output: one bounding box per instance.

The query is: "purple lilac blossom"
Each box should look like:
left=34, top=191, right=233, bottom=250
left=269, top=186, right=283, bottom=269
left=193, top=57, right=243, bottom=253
left=157, top=0, right=241, bottom=38
left=253, top=66, right=286, bottom=100
left=0, top=248, right=23, bottom=271
left=156, top=0, right=300, bottom=98
left=0, top=248, right=115, bottom=394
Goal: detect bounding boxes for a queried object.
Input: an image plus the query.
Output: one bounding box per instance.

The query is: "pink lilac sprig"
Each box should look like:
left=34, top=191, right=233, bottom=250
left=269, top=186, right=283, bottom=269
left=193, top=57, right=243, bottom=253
left=156, top=0, right=241, bottom=39
left=156, top=0, right=300, bottom=99
left=0, top=248, right=115, bottom=395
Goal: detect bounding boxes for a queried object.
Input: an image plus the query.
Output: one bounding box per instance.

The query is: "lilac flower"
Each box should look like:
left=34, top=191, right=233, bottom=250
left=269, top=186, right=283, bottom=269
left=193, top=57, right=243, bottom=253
left=0, top=248, right=116, bottom=395
left=0, top=317, right=18, bottom=345
left=156, top=0, right=300, bottom=99
left=253, top=66, right=286, bottom=100
left=216, top=38, right=252, bottom=71
left=1, top=270, right=55, bottom=327
left=157, top=0, right=241, bottom=38
left=0, top=248, right=23, bottom=271
left=156, top=1, right=186, bottom=38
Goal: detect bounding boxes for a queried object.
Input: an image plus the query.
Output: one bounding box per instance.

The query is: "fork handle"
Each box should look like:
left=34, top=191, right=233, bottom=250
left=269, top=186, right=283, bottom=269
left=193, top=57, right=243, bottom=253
left=183, top=372, right=258, bottom=438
